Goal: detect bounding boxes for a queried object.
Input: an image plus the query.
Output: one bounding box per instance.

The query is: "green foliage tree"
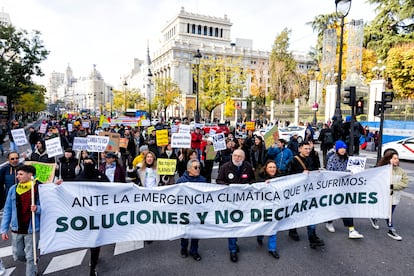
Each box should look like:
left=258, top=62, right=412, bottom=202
left=112, top=89, right=145, bottom=113
left=0, top=25, right=49, bottom=118
left=269, top=28, right=305, bottom=104
left=364, top=0, right=414, bottom=60
left=196, top=56, right=246, bottom=119
left=386, top=43, right=414, bottom=98
left=15, top=84, right=47, bottom=112
left=153, top=77, right=181, bottom=120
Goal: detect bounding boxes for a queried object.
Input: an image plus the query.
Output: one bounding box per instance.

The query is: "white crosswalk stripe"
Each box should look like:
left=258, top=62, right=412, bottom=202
left=114, top=240, right=144, bottom=255
left=43, top=249, right=87, bottom=274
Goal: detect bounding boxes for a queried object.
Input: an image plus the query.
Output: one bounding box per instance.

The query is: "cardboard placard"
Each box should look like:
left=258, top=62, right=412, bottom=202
left=99, top=132, right=120, bottom=152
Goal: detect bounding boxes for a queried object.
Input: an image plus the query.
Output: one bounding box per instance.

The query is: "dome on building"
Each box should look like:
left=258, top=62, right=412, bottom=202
left=88, top=64, right=103, bottom=80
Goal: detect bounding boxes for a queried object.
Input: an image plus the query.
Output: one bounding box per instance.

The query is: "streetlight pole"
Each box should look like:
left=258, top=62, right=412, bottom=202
left=123, top=80, right=128, bottom=113
left=110, top=87, right=113, bottom=118
left=194, top=49, right=202, bottom=123
left=334, top=0, right=352, bottom=121
left=148, top=69, right=153, bottom=123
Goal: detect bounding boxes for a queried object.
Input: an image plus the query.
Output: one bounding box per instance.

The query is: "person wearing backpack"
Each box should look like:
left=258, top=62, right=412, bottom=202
left=318, top=123, right=334, bottom=168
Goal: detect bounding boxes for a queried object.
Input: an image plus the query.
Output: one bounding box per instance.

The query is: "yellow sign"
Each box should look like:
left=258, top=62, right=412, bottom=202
left=147, top=126, right=155, bottom=135
left=157, top=158, right=177, bottom=175
left=263, top=125, right=279, bottom=149
left=24, top=161, right=56, bottom=183
left=246, top=121, right=255, bottom=131
left=156, top=129, right=169, bottom=146
left=119, top=138, right=128, bottom=149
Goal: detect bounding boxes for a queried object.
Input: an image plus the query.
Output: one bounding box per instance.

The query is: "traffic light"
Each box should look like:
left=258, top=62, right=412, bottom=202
left=374, top=101, right=382, bottom=116
left=356, top=97, right=364, bottom=115
left=343, top=86, right=356, bottom=106
left=382, top=91, right=394, bottom=111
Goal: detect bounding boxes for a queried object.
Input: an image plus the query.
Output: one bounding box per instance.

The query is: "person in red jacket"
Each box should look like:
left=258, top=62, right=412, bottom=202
left=191, top=127, right=203, bottom=160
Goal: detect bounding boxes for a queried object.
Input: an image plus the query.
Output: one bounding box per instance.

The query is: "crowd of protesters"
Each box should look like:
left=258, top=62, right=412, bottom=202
left=0, top=113, right=408, bottom=275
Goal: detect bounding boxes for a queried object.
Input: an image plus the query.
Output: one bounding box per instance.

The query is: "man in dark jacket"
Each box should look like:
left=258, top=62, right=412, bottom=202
left=0, top=152, right=22, bottom=208
left=216, top=149, right=255, bottom=263
left=287, top=142, right=325, bottom=249
left=176, top=159, right=206, bottom=261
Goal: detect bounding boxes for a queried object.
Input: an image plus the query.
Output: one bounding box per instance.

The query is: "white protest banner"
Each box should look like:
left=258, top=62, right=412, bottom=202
left=39, top=123, right=48, bottom=134
left=171, top=133, right=191, bottom=148
left=212, top=133, right=226, bottom=151
left=179, top=124, right=191, bottom=133
left=82, top=120, right=90, bottom=128
left=347, top=156, right=367, bottom=174
left=11, top=128, right=28, bottom=146
left=141, top=119, right=150, bottom=127
left=72, top=137, right=88, bottom=151
left=39, top=166, right=391, bottom=254
left=170, top=125, right=178, bottom=133
left=87, top=135, right=109, bottom=152
left=45, top=137, right=63, bottom=158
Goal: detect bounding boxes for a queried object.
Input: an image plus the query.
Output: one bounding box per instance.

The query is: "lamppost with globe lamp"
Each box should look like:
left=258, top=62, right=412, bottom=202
left=334, top=0, right=352, bottom=120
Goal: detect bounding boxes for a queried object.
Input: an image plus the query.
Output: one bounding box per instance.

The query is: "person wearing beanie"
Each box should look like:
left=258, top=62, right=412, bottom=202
left=57, top=148, right=79, bottom=181
left=132, top=145, right=149, bottom=168
left=325, top=140, right=364, bottom=239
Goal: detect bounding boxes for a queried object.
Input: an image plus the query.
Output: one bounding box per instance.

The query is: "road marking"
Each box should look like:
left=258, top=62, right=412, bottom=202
left=43, top=249, right=87, bottom=275
left=4, top=267, right=16, bottom=276
left=114, top=241, right=144, bottom=255
left=0, top=246, right=12, bottom=258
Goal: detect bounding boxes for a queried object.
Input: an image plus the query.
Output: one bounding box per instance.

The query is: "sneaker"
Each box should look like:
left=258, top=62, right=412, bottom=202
left=349, top=230, right=364, bottom=239
left=370, top=218, right=380, bottom=230
left=325, top=222, right=335, bottom=233
left=387, top=229, right=402, bottom=241
left=0, top=259, right=5, bottom=276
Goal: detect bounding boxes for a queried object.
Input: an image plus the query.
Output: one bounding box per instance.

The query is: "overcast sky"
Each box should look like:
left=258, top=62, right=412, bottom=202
left=3, top=0, right=378, bottom=87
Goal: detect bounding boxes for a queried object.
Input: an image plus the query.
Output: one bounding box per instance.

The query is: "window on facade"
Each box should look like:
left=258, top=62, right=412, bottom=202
left=192, top=24, right=195, bottom=34
left=209, top=27, right=213, bottom=36
left=198, top=25, right=202, bottom=34
left=220, top=29, right=223, bottom=38
left=204, top=26, right=207, bottom=35
left=215, top=28, right=218, bottom=37
left=187, top=23, right=190, bottom=33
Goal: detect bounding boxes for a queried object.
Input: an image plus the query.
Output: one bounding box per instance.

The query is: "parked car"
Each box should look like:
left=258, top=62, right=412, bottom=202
left=278, top=126, right=307, bottom=143
left=382, top=136, right=414, bottom=161
left=203, top=123, right=230, bottom=136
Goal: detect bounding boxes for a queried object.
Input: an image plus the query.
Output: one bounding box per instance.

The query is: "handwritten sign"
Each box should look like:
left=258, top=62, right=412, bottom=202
left=263, top=125, right=279, bottom=149
left=24, top=161, right=56, bottom=183
left=179, top=124, right=191, bottom=133
left=156, top=129, right=169, bottom=146
left=87, top=135, right=109, bottom=152
left=171, top=133, right=191, bottom=149
left=212, top=133, right=226, bottom=151
left=11, top=128, right=28, bottom=146
left=72, top=137, right=88, bottom=151
left=82, top=120, right=91, bottom=129
left=45, top=137, right=63, bottom=158
left=99, top=132, right=120, bottom=152
left=157, top=158, right=177, bottom=175
left=39, top=123, right=48, bottom=134
left=246, top=121, right=255, bottom=131
left=119, top=138, right=128, bottom=149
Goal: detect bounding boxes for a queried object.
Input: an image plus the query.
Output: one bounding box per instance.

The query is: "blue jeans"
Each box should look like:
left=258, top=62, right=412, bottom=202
left=228, top=237, right=238, bottom=253
left=11, top=232, right=39, bottom=276
left=181, top=238, right=199, bottom=254
left=9, top=142, right=19, bottom=153
left=307, top=224, right=316, bottom=237
left=257, top=234, right=277, bottom=251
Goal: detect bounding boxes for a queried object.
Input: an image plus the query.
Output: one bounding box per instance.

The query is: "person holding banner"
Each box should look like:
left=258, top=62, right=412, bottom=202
left=1, top=165, right=40, bottom=276
left=73, top=156, right=109, bottom=276
left=175, top=159, right=206, bottom=261
left=256, top=160, right=281, bottom=259
left=266, top=139, right=293, bottom=175
left=159, top=144, right=178, bottom=185
left=216, top=149, right=255, bottom=263
left=99, top=152, right=126, bottom=183
left=325, top=140, right=364, bottom=239
left=372, top=151, right=408, bottom=241
left=286, top=142, right=325, bottom=249
left=56, top=148, right=80, bottom=181
left=250, top=136, right=267, bottom=179
left=136, top=151, right=160, bottom=187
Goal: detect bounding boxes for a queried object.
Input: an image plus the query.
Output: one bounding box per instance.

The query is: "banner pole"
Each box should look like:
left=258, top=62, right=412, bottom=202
left=30, top=176, right=38, bottom=266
